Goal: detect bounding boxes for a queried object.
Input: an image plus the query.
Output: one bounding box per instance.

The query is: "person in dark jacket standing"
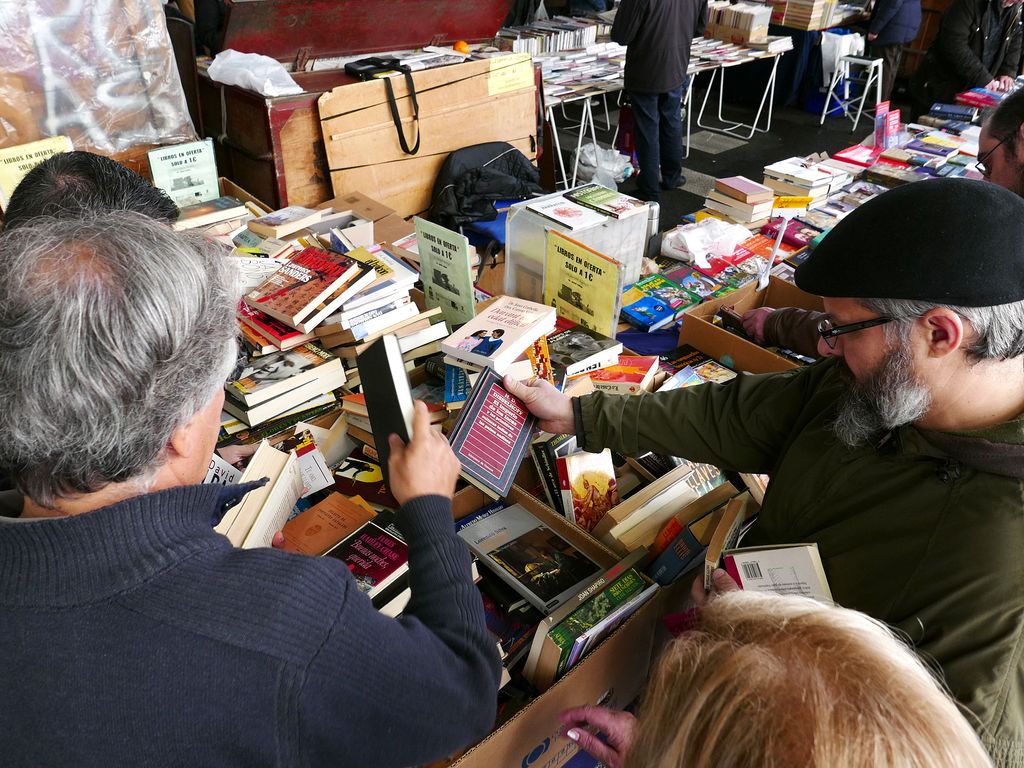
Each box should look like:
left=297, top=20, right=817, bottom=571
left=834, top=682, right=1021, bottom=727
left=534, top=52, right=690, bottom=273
left=611, top=0, right=708, bottom=203
left=911, top=0, right=1023, bottom=117
left=867, top=0, right=922, bottom=100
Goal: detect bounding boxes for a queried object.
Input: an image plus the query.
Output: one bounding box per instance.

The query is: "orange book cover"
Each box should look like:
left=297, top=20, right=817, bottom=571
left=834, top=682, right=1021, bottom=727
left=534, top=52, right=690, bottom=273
left=282, top=492, right=376, bottom=556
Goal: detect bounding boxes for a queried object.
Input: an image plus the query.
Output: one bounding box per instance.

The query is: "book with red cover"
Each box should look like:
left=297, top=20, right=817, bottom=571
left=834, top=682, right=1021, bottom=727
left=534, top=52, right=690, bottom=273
left=832, top=144, right=882, bottom=168
left=760, top=218, right=823, bottom=249
left=448, top=368, right=538, bottom=498
left=237, top=302, right=316, bottom=350
left=243, top=247, right=363, bottom=327
left=325, top=511, right=409, bottom=607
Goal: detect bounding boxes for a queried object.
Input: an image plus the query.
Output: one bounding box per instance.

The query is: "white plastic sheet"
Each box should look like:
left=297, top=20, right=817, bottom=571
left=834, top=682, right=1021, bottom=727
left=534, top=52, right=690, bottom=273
left=208, top=50, right=303, bottom=98
left=660, top=218, right=750, bottom=267
left=572, top=142, right=634, bottom=187
left=821, top=31, right=865, bottom=87
left=0, top=0, right=195, bottom=153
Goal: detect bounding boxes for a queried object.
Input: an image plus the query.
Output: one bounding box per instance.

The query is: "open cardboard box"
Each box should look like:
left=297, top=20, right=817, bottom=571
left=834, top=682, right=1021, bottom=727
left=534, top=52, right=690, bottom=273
left=678, top=276, right=824, bottom=375
left=440, top=486, right=664, bottom=768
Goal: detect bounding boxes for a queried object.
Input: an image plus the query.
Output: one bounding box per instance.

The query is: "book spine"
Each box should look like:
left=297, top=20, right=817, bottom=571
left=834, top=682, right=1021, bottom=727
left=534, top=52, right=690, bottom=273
left=531, top=440, right=562, bottom=512
left=648, top=527, right=705, bottom=586
left=555, top=455, right=572, bottom=519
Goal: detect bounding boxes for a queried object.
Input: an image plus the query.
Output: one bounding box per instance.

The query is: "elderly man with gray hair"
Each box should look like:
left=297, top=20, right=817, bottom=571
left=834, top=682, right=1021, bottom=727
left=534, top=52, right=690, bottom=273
left=0, top=212, right=500, bottom=768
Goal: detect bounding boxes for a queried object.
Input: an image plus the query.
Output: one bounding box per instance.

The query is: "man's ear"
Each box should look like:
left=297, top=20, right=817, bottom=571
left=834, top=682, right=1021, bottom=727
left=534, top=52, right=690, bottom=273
left=167, top=414, right=199, bottom=463
left=920, top=308, right=964, bottom=358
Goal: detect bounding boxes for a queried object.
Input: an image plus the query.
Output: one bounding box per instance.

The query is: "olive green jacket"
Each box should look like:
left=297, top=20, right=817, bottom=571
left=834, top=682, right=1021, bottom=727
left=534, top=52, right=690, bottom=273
left=577, top=358, right=1024, bottom=766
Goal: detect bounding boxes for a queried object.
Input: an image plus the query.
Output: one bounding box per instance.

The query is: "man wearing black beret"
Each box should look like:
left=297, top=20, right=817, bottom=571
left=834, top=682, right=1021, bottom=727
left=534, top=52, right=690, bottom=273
left=507, top=178, right=1024, bottom=765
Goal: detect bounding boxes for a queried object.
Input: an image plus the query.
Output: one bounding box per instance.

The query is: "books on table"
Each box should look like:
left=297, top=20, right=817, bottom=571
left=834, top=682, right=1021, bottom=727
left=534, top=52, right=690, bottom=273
left=563, top=184, right=647, bottom=219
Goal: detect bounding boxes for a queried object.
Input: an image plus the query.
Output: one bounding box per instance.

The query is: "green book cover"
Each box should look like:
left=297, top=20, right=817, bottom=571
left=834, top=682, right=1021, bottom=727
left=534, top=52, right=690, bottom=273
left=548, top=568, right=646, bottom=674
left=414, top=216, right=476, bottom=327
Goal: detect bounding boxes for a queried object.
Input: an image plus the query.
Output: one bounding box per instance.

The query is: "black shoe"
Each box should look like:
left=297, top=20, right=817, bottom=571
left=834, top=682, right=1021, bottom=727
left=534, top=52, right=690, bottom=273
left=660, top=176, right=687, bottom=190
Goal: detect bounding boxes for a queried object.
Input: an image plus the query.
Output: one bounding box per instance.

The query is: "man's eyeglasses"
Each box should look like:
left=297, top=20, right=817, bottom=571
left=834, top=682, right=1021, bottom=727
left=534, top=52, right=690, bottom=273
left=977, top=133, right=1014, bottom=177
left=817, top=316, right=893, bottom=349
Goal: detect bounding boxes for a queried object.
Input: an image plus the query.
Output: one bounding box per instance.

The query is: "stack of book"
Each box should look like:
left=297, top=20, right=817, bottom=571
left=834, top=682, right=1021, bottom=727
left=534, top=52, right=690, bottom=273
left=763, top=157, right=850, bottom=201
left=705, top=1, right=772, bottom=44
left=620, top=274, right=702, bottom=332
left=223, top=343, right=345, bottom=427
left=703, top=175, right=775, bottom=227
left=340, top=392, right=447, bottom=449
left=496, top=16, right=601, bottom=55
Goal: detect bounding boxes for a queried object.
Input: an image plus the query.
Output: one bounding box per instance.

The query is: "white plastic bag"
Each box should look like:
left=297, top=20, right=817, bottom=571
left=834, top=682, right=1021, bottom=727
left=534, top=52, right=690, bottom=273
left=660, top=219, right=750, bottom=267
left=820, top=32, right=865, bottom=86
left=573, top=142, right=634, bottom=186
left=208, top=50, right=303, bottom=98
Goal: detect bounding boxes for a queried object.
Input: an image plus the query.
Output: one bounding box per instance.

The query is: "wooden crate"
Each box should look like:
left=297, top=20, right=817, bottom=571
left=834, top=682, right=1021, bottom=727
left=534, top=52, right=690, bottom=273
left=318, top=54, right=537, bottom=218
left=196, top=0, right=521, bottom=210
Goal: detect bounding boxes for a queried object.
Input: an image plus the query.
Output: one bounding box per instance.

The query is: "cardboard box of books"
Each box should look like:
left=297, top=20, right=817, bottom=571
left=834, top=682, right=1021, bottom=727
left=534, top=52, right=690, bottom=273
left=442, top=488, right=663, bottom=768
left=678, top=276, right=824, bottom=375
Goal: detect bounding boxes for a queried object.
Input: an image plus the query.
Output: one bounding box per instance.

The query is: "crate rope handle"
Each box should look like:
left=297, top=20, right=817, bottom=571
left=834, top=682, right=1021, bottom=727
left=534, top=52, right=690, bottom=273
left=383, top=69, right=420, bottom=155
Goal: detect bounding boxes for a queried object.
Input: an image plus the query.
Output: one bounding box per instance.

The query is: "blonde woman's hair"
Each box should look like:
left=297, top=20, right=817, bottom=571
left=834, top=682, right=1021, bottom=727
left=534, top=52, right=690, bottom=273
left=625, top=591, right=992, bottom=768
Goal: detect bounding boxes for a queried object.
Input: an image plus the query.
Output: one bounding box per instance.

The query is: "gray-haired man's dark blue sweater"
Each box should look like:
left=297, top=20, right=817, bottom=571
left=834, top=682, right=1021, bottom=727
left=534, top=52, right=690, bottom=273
left=0, top=482, right=501, bottom=767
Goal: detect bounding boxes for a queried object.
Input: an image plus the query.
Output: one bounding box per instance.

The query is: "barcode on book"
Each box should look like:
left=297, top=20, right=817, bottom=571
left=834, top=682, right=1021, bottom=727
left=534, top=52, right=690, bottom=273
left=741, top=561, right=763, bottom=580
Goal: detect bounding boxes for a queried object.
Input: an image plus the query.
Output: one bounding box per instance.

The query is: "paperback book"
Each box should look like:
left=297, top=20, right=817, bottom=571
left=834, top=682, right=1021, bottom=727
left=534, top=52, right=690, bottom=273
left=563, top=183, right=647, bottom=219
left=457, top=503, right=603, bottom=613
left=441, top=295, right=556, bottom=373
left=525, top=195, right=608, bottom=230
left=448, top=368, right=538, bottom=498
left=546, top=317, right=622, bottom=379
left=243, top=247, right=365, bottom=329
left=414, top=216, right=476, bottom=326
left=325, top=511, right=409, bottom=608
left=544, top=230, right=622, bottom=338
left=227, top=343, right=344, bottom=407
left=558, top=448, right=620, bottom=532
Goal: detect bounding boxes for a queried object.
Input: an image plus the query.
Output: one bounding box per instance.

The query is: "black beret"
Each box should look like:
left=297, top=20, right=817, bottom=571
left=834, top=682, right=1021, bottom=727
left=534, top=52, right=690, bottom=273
left=795, top=178, right=1024, bottom=306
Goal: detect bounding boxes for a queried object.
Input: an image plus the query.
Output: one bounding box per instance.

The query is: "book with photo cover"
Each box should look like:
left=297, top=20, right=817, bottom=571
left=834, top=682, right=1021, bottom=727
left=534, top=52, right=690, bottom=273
left=227, top=343, right=344, bottom=407
left=448, top=368, right=538, bottom=498
left=546, top=317, right=622, bottom=379
left=243, top=247, right=366, bottom=328
left=457, top=503, right=603, bottom=613
left=441, top=295, right=556, bottom=374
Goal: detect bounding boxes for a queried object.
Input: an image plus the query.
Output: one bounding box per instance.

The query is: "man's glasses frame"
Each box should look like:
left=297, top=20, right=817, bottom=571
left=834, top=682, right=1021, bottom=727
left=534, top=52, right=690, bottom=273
left=817, top=316, right=893, bottom=349
left=977, top=132, right=1014, bottom=177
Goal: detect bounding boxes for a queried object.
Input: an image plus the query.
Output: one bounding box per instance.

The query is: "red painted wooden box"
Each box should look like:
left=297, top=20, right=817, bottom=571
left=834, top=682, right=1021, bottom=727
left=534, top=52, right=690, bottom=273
left=197, top=0, right=516, bottom=209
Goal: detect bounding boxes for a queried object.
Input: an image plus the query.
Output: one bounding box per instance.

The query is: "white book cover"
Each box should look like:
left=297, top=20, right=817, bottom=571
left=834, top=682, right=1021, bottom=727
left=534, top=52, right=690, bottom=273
left=441, top=295, right=556, bottom=373
left=148, top=139, right=220, bottom=207
left=525, top=196, right=608, bottom=231
left=724, top=543, right=833, bottom=604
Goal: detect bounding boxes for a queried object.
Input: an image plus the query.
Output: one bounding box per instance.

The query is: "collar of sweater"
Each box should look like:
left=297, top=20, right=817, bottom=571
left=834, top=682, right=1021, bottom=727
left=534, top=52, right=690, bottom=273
left=0, top=481, right=264, bottom=608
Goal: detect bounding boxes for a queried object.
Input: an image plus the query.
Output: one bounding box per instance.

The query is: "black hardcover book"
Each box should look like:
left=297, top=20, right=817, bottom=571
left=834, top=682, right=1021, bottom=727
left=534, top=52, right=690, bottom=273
left=355, top=334, right=415, bottom=484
